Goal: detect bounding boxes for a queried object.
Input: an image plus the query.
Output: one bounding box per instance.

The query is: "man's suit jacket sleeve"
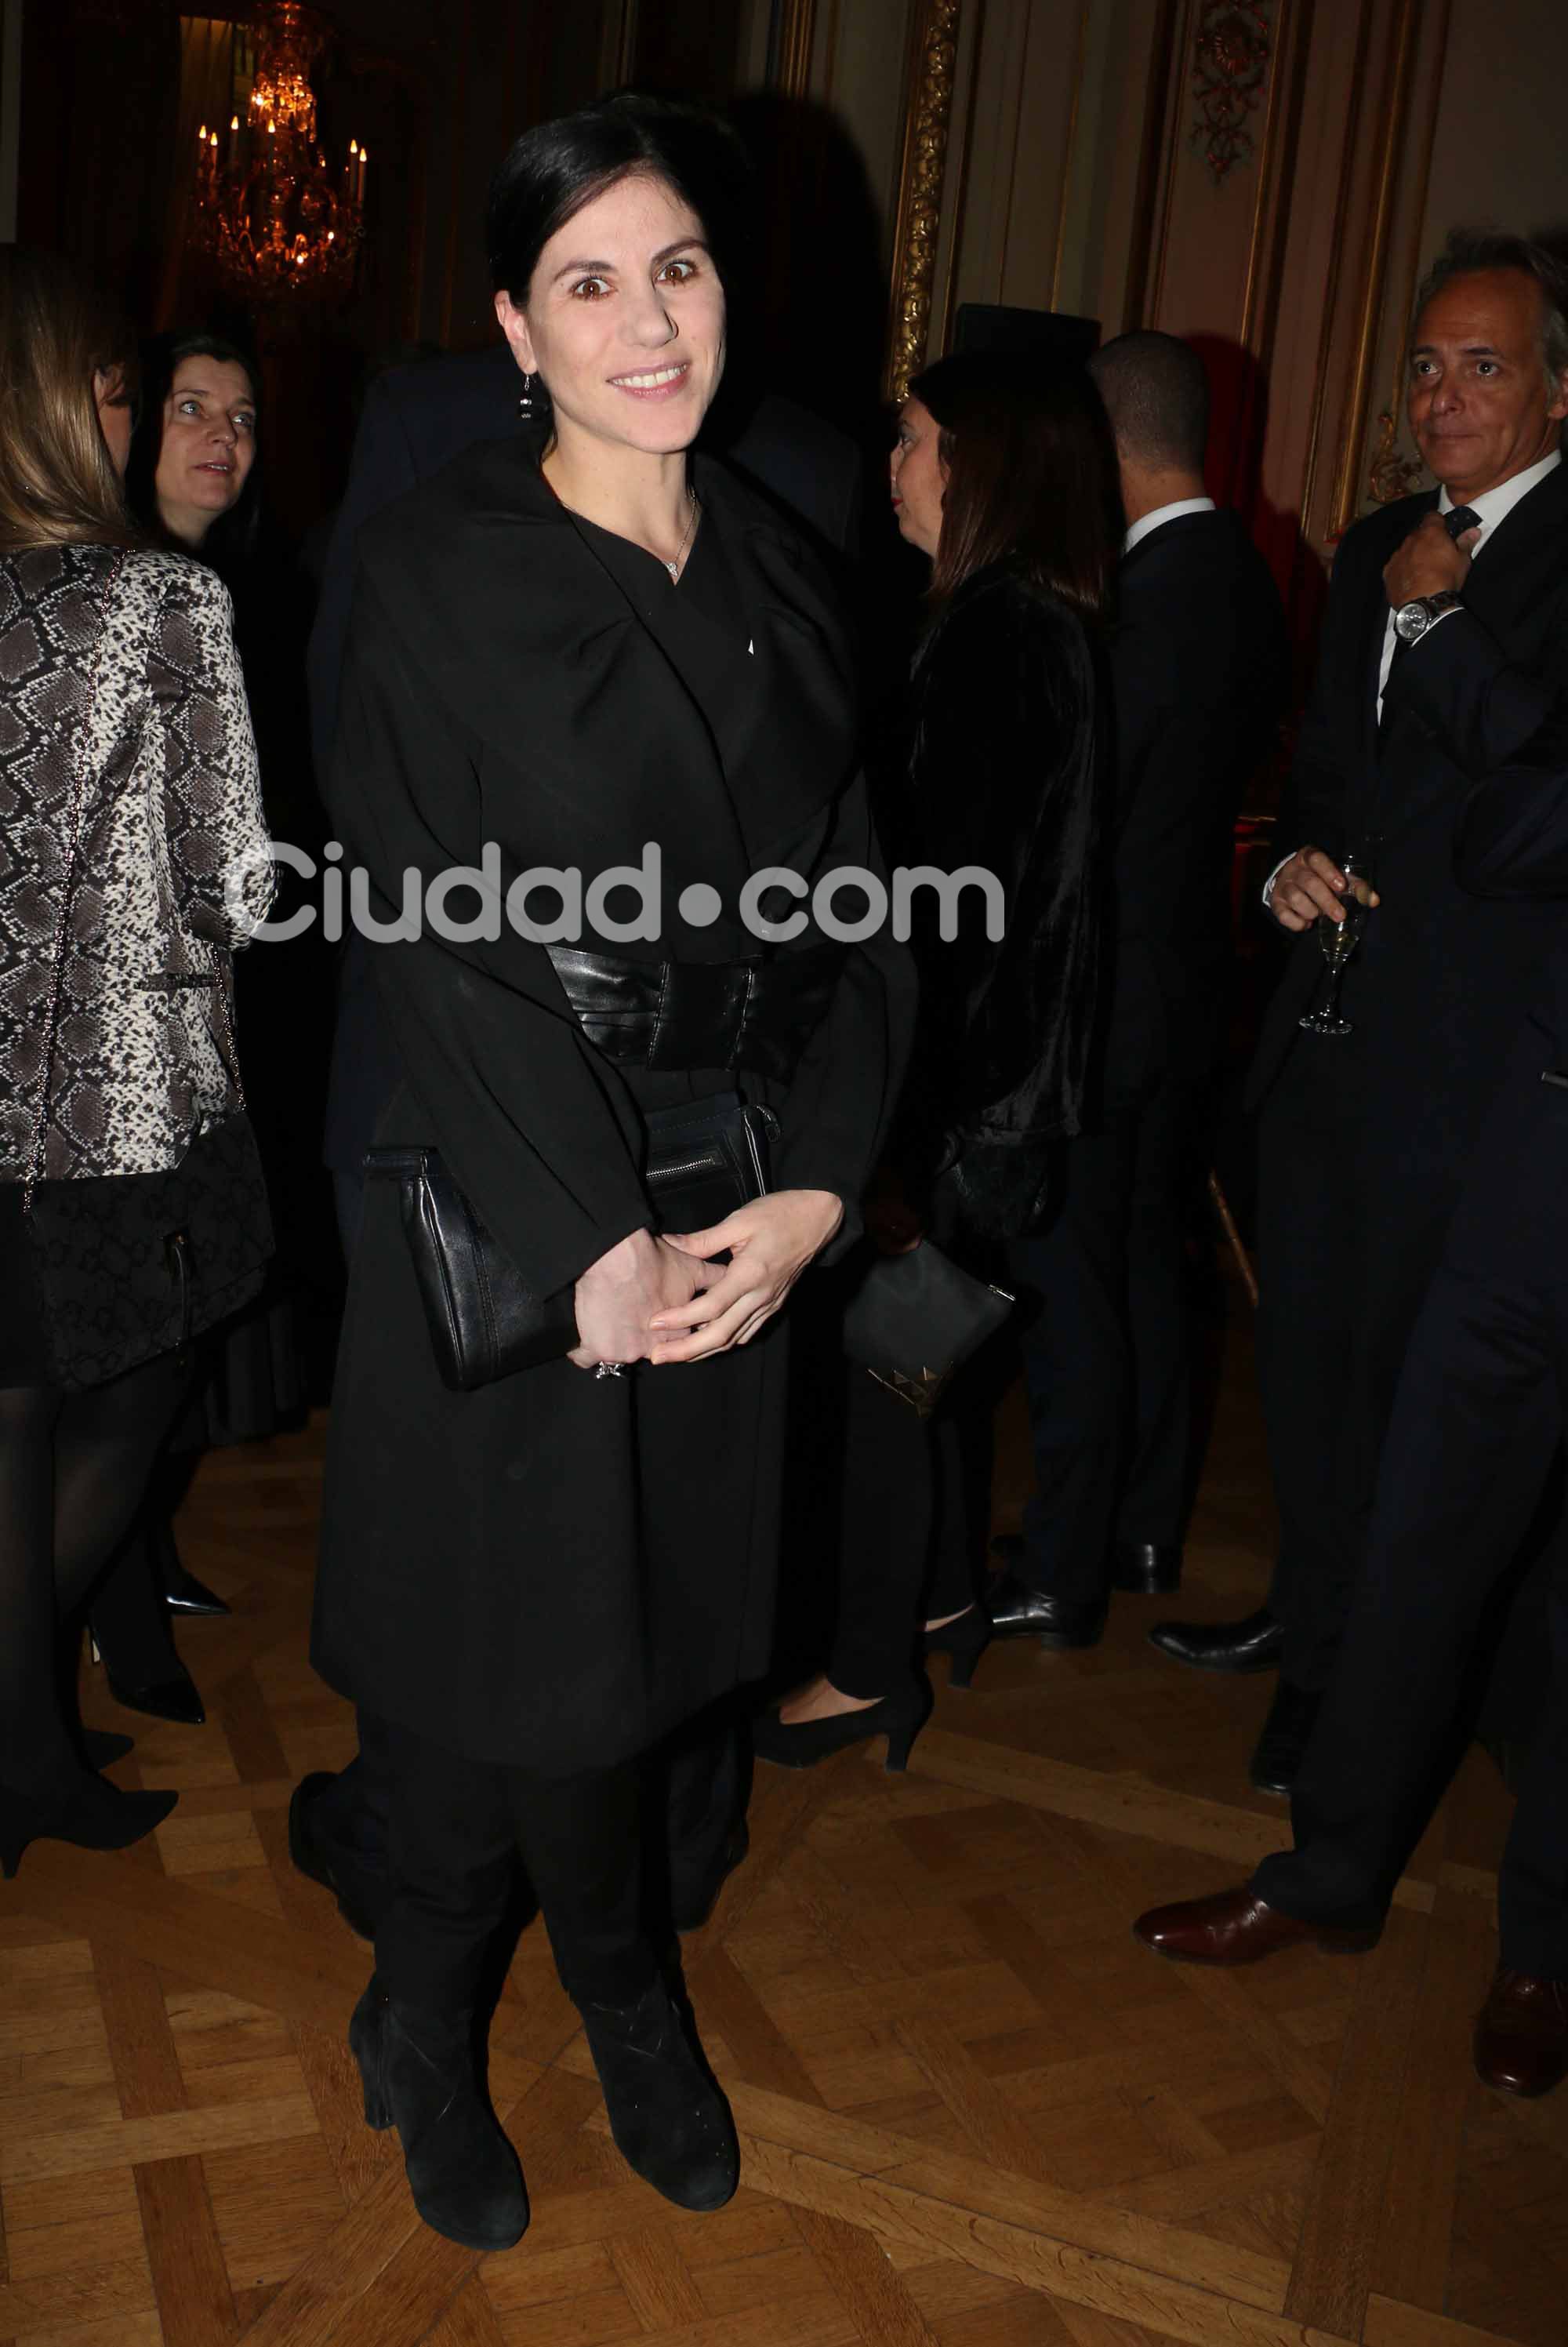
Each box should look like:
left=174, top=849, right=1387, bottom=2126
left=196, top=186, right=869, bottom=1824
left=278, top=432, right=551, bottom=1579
left=1457, top=700, right=1568, bottom=896
left=1385, top=605, right=1568, bottom=780
left=306, top=379, right=419, bottom=776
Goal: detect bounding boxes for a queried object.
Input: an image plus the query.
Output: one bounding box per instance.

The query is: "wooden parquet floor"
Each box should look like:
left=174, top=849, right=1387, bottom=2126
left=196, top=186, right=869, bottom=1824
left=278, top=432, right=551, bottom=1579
left=4, top=1283, right=1566, bottom=2347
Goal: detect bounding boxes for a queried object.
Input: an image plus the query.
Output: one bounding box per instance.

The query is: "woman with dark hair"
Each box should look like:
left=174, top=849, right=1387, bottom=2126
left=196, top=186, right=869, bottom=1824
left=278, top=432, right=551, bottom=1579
left=754, top=352, right=1117, bottom=1768
left=127, top=331, right=262, bottom=564
left=0, top=249, right=272, bottom=1869
left=314, top=92, right=910, bottom=2251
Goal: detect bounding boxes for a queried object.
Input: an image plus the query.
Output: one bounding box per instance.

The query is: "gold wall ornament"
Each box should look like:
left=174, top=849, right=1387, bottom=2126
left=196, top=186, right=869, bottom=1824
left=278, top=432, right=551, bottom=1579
left=1369, top=409, right=1425, bottom=504
left=191, top=0, right=365, bottom=314
left=884, top=0, right=962, bottom=405
left=1191, top=0, right=1273, bottom=184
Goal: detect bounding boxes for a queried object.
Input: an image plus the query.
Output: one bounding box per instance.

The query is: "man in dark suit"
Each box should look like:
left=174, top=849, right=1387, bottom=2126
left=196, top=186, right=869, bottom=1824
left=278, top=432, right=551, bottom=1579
left=988, top=332, right=1287, bottom=1648
left=1133, top=702, right=1568, bottom=2098
left=1150, top=231, right=1568, bottom=1797
left=289, top=310, right=866, bottom=1947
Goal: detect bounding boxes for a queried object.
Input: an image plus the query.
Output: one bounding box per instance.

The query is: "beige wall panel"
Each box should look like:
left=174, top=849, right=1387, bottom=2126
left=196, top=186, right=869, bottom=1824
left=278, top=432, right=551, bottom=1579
left=1054, top=0, right=1168, bottom=334
left=815, top=0, right=914, bottom=251
left=1421, top=0, right=1568, bottom=248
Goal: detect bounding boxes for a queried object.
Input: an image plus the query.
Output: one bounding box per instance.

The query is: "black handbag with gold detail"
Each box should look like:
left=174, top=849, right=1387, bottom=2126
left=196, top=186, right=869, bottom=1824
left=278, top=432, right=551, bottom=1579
left=841, top=1240, right=1014, bottom=1418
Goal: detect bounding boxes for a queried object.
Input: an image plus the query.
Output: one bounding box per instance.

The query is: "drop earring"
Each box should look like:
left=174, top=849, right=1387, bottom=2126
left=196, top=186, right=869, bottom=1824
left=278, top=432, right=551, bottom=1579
left=517, top=371, right=538, bottom=418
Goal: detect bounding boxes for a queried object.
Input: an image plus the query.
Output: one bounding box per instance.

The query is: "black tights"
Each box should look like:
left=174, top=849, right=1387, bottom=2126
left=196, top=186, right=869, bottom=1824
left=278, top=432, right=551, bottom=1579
left=0, top=1353, right=187, bottom=1794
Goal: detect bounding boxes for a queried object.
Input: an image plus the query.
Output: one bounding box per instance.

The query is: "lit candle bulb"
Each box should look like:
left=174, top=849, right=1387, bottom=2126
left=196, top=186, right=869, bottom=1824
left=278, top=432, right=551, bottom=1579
left=359, top=146, right=368, bottom=205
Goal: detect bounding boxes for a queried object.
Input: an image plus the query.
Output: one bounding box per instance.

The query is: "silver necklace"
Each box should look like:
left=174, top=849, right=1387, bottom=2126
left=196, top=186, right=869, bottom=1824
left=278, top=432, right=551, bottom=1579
left=665, top=489, right=699, bottom=581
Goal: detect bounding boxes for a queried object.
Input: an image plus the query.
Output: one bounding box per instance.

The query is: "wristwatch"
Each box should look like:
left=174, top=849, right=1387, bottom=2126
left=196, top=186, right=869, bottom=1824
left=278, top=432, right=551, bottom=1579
left=1393, top=588, right=1465, bottom=644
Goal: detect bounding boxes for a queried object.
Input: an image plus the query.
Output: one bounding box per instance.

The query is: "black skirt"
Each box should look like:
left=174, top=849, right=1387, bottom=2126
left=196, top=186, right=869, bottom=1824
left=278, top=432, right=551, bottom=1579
left=0, top=1183, right=52, bottom=1386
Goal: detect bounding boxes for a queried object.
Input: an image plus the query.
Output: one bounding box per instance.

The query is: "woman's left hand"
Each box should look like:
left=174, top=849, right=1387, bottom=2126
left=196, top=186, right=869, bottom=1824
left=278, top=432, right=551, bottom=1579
left=651, top=1190, right=844, bottom=1361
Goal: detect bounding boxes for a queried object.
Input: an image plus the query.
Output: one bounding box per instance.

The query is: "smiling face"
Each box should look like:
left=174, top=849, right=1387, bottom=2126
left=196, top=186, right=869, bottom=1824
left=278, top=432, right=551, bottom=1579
left=889, top=397, right=945, bottom=557
left=154, top=355, right=257, bottom=547
left=1407, top=268, right=1568, bottom=503
left=495, top=171, right=725, bottom=459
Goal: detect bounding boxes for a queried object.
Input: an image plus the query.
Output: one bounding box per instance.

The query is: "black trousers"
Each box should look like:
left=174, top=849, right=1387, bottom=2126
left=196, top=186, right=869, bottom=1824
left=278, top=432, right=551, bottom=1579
left=315, top=1702, right=743, bottom=1946
left=1252, top=1024, right=1568, bottom=1975
left=829, top=1364, right=978, bottom=1698
left=374, top=1718, right=656, bottom=2016
left=1254, top=1030, right=1372, bottom=1691
left=1005, top=1077, right=1204, bottom=1605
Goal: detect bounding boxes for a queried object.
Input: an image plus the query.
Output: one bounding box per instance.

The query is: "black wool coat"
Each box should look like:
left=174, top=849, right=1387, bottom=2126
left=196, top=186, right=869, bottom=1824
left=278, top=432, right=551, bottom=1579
left=1250, top=460, right=1568, bottom=1404
left=890, top=561, right=1106, bottom=1243
left=312, top=440, right=913, bottom=1770
left=307, top=348, right=865, bottom=1179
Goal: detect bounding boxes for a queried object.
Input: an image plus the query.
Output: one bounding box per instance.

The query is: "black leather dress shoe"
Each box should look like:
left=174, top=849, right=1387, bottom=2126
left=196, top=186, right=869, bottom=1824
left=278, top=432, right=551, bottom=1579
left=1148, top=1608, right=1282, bottom=1674
left=1248, top=1680, right=1322, bottom=1797
left=985, top=1569, right=1106, bottom=1650
left=1112, top=1542, right=1182, bottom=1597
left=289, top=1772, right=384, bottom=1941
left=669, top=1821, right=750, bottom=1935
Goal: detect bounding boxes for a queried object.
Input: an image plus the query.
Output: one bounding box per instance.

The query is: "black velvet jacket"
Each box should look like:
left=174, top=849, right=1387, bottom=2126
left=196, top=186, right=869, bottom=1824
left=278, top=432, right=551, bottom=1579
left=891, top=559, right=1106, bottom=1240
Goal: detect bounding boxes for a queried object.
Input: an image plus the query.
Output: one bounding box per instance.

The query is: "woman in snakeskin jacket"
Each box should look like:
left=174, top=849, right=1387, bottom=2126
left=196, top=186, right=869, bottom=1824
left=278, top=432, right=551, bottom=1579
left=0, top=249, right=273, bottom=1876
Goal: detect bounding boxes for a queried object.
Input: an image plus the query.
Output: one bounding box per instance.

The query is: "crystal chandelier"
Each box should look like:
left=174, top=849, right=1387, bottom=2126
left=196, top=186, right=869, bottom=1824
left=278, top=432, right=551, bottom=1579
left=192, top=0, right=365, bottom=311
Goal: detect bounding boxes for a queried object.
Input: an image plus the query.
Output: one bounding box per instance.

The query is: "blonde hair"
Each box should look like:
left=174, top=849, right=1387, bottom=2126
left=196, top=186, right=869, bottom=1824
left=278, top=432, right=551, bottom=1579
left=0, top=247, right=142, bottom=550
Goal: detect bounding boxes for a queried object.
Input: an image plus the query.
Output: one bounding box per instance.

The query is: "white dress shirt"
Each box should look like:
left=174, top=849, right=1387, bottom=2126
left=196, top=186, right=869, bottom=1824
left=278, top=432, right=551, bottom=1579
left=1124, top=495, right=1216, bottom=554
left=1263, top=449, right=1563, bottom=911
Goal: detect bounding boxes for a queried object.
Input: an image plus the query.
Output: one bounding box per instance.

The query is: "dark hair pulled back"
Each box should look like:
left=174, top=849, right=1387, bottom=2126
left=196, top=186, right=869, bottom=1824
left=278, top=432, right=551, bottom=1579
left=486, top=90, right=748, bottom=311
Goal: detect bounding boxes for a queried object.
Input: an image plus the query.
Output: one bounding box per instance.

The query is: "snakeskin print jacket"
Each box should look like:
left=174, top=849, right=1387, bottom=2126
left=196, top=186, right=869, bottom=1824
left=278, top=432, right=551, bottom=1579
left=0, top=542, right=274, bottom=1185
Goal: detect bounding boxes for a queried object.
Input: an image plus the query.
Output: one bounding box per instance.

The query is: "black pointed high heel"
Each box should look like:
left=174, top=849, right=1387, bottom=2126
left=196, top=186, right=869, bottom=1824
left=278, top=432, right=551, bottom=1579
left=89, top=1636, right=205, bottom=1726
left=923, top=1606, right=989, bottom=1690
left=0, top=1772, right=176, bottom=1880
left=751, top=1673, right=933, bottom=1772
left=163, top=1559, right=230, bottom=1619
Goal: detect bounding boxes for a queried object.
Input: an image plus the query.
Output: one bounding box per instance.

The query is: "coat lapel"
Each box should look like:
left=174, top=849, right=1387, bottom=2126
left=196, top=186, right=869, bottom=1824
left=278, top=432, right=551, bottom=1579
left=1453, top=457, right=1568, bottom=639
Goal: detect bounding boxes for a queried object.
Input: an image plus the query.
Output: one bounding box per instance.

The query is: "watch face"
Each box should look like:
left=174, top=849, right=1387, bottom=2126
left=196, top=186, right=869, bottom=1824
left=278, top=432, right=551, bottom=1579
left=1394, top=600, right=1428, bottom=643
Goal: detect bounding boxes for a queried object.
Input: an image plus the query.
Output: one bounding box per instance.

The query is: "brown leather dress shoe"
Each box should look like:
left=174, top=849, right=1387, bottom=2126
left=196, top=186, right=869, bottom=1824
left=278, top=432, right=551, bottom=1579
left=1473, top=1967, right=1568, bottom=2098
left=1133, top=1887, right=1381, bottom=1965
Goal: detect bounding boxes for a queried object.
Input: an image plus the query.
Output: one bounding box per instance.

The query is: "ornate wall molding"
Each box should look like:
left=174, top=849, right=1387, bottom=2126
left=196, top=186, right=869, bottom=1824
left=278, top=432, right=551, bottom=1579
left=1366, top=0, right=1451, bottom=502
left=1328, top=0, right=1420, bottom=533
left=884, top=0, right=961, bottom=402
left=768, top=0, right=818, bottom=98
left=1190, top=0, right=1272, bottom=183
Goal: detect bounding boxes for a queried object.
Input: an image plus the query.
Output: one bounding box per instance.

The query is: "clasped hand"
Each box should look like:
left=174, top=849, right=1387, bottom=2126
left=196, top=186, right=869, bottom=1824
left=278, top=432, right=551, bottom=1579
left=570, top=1227, right=720, bottom=1370
left=652, top=1190, right=844, bottom=1362
left=571, top=1191, right=844, bottom=1369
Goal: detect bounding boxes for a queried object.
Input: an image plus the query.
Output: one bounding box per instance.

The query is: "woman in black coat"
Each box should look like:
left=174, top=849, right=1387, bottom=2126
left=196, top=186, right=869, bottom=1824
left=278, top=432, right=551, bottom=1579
left=755, top=354, right=1118, bottom=1768
left=314, top=96, right=912, bottom=2251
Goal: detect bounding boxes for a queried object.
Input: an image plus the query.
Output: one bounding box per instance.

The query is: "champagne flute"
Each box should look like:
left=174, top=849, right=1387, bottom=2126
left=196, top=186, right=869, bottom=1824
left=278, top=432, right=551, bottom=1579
left=1298, top=849, right=1374, bottom=1038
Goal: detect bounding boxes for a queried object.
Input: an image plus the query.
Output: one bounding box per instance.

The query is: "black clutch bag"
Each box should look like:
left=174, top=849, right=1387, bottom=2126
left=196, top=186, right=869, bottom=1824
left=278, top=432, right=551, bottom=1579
left=841, top=1240, right=1014, bottom=1417
left=365, top=1092, right=777, bottom=1393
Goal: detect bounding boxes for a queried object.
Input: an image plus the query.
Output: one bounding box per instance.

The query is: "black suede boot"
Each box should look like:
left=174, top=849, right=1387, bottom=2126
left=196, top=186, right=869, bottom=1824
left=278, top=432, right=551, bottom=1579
left=580, top=1977, right=739, bottom=2211
left=349, top=1977, right=528, bottom=2251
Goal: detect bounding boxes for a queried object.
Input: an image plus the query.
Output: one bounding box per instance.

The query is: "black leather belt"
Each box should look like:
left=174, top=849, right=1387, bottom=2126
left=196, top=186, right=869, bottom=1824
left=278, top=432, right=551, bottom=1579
left=545, top=942, right=844, bottom=1082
